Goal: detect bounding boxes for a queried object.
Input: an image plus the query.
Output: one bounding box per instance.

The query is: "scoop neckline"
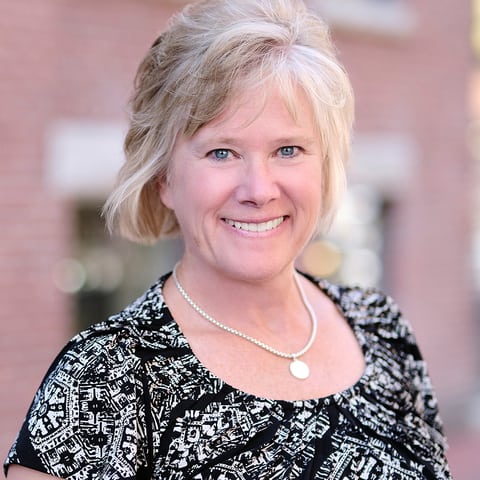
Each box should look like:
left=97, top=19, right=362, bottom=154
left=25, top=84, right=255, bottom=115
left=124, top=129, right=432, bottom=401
left=157, top=271, right=370, bottom=406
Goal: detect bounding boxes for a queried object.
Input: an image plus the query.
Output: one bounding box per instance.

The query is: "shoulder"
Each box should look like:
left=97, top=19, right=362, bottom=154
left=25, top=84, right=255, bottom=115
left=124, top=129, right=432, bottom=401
left=5, top=274, right=175, bottom=478
left=305, top=273, right=421, bottom=360
left=308, top=275, right=449, bottom=454
left=307, top=273, right=404, bottom=323
left=60, top=273, right=175, bottom=369
left=316, top=277, right=401, bottom=320
left=37, top=275, right=171, bottom=391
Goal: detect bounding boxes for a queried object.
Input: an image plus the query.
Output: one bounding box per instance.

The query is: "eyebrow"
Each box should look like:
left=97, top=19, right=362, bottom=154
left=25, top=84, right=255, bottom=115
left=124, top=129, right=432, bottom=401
left=193, top=135, right=316, bottom=148
left=270, top=136, right=316, bottom=146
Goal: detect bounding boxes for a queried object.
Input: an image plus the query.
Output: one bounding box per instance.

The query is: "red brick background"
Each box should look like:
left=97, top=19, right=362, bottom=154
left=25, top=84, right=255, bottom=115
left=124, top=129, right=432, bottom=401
left=337, top=0, right=475, bottom=411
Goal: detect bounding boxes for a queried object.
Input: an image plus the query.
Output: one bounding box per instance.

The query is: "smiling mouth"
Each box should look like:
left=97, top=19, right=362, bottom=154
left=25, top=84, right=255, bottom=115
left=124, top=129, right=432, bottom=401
left=223, top=216, right=286, bottom=233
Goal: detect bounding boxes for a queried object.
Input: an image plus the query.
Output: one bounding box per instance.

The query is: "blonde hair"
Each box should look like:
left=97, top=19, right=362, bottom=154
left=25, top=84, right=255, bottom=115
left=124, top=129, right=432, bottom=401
left=103, top=0, right=354, bottom=243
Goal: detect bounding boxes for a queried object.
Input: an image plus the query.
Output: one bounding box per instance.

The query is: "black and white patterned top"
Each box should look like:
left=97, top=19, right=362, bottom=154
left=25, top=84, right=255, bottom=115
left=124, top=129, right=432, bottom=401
left=5, top=272, right=452, bottom=479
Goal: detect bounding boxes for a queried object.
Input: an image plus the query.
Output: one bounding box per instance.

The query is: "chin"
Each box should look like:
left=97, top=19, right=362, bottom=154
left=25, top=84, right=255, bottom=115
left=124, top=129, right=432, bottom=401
left=218, top=259, right=294, bottom=283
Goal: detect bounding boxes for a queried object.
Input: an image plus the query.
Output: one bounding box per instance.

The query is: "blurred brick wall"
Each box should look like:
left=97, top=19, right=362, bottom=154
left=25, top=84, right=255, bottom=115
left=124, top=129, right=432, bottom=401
left=0, top=0, right=71, bottom=455
left=0, top=0, right=179, bottom=463
left=335, top=0, right=475, bottom=418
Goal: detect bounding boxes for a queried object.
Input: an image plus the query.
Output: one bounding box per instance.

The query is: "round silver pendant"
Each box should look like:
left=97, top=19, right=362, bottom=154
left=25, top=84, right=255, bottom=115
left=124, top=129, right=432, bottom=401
left=289, top=358, right=310, bottom=380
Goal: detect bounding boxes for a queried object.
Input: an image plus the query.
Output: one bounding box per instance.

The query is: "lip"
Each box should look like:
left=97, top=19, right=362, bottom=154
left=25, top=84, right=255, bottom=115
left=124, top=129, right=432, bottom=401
left=222, top=216, right=287, bottom=233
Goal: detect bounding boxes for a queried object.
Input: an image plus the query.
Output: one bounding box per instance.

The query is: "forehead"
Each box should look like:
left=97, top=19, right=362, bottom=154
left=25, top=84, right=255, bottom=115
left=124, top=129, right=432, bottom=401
left=198, top=83, right=316, bottom=135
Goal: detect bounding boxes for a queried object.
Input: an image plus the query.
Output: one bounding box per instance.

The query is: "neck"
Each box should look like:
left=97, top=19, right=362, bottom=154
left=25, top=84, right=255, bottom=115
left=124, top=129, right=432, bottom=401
left=171, top=261, right=317, bottom=380
left=173, top=259, right=303, bottom=330
left=177, top=260, right=298, bottom=311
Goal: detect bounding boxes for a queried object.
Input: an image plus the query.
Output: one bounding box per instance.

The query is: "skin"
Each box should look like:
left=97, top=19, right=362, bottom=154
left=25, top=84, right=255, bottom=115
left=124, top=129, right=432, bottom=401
left=6, top=465, right=60, bottom=479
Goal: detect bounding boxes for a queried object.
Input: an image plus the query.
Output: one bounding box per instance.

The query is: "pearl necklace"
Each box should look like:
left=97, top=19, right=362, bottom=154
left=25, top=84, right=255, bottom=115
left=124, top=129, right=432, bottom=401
left=172, top=265, right=318, bottom=380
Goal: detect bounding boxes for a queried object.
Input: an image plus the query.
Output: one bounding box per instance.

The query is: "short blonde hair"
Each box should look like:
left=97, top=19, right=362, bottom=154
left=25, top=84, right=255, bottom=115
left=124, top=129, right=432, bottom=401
left=103, top=0, right=354, bottom=243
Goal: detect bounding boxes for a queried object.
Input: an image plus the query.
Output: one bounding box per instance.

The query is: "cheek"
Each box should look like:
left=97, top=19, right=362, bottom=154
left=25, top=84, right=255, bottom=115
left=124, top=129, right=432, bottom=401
left=294, top=165, right=323, bottom=202
left=158, top=165, right=193, bottom=211
left=299, top=174, right=324, bottom=224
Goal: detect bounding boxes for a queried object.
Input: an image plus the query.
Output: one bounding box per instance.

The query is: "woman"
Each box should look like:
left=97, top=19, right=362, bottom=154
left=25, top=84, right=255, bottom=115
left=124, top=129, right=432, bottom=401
left=5, top=0, right=452, bottom=478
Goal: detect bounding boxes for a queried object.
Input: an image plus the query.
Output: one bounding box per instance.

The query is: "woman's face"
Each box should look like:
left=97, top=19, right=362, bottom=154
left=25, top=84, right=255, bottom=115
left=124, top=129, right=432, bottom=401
left=160, top=85, right=324, bottom=282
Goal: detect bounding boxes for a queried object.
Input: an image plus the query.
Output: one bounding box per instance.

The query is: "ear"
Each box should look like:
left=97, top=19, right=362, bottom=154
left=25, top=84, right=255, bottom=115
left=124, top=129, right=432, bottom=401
left=158, top=176, right=174, bottom=210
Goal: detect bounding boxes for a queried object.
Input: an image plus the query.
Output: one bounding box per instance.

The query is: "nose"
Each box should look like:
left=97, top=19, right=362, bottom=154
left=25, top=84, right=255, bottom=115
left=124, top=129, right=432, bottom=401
left=235, top=158, right=281, bottom=207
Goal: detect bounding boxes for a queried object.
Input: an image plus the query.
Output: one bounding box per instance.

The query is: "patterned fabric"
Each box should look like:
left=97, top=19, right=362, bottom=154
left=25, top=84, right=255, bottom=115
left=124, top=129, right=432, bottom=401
left=5, top=272, right=452, bottom=479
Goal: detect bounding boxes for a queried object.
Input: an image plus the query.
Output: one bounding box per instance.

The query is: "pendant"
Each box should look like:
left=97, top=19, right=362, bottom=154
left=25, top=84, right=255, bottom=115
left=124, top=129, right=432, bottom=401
left=289, top=358, right=310, bottom=380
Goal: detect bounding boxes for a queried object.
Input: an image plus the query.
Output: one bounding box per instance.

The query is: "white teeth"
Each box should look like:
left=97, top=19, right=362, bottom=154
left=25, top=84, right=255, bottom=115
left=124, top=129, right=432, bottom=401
left=224, top=217, right=284, bottom=232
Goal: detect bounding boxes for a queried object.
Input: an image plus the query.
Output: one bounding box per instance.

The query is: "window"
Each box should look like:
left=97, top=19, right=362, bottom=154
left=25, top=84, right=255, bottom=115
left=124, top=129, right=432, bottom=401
left=46, top=121, right=183, bottom=330
left=52, top=203, right=182, bottom=331
left=299, top=185, right=386, bottom=288
left=298, top=133, right=418, bottom=289
left=307, top=0, right=416, bottom=38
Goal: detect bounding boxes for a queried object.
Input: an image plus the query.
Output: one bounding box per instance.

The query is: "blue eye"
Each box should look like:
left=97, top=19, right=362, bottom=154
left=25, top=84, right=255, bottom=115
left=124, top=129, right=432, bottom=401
left=279, top=146, right=298, bottom=157
left=210, top=149, right=230, bottom=160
